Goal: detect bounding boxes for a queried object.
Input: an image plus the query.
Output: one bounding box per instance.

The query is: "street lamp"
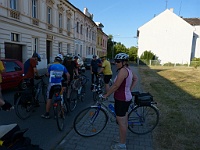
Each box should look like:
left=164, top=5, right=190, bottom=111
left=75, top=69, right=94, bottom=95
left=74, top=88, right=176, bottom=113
left=112, top=34, right=120, bottom=59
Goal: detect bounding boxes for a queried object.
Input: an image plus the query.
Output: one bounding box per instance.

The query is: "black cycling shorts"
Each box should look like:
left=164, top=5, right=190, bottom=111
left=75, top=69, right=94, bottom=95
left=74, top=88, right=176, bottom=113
left=114, top=99, right=131, bottom=117
left=104, top=75, right=112, bottom=84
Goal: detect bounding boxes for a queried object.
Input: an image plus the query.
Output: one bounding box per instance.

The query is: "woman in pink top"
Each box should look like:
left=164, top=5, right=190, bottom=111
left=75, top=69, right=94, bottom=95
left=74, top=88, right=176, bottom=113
left=103, top=53, right=138, bottom=150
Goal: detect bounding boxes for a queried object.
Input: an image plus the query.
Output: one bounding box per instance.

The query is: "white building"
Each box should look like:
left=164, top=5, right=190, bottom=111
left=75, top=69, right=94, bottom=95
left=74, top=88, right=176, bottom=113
left=137, top=9, right=200, bottom=65
left=0, top=0, right=107, bottom=69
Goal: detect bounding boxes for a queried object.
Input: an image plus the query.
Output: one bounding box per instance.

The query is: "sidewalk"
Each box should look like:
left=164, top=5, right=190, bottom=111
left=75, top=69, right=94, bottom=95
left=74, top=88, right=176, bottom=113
left=55, top=65, right=154, bottom=150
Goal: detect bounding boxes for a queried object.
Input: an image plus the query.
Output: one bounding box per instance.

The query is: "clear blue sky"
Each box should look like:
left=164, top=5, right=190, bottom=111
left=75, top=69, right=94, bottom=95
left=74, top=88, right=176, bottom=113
left=69, top=0, right=200, bottom=48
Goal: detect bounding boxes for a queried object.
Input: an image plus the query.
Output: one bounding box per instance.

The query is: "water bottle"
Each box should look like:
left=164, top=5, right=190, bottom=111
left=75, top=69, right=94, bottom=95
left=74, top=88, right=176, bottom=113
left=108, top=104, right=115, bottom=114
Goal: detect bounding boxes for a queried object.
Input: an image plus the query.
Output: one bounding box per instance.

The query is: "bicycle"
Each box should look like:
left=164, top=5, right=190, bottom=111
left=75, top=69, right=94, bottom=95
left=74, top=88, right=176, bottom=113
left=69, top=72, right=89, bottom=109
left=73, top=91, right=159, bottom=137
left=92, top=73, right=113, bottom=101
left=14, top=75, right=47, bottom=120
left=51, top=85, right=67, bottom=131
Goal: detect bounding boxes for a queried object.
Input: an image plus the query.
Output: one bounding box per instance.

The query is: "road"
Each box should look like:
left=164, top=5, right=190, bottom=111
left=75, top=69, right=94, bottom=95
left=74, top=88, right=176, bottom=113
left=0, top=67, right=118, bottom=149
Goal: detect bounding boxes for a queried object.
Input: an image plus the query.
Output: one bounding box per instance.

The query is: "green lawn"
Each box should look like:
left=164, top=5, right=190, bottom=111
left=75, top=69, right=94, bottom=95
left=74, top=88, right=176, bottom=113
left=138, top=66, right=200, bottom=150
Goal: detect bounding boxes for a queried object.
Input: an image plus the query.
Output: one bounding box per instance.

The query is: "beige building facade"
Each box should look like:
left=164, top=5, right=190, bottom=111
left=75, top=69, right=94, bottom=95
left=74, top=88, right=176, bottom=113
left=0, top=0, right=107, bottom=69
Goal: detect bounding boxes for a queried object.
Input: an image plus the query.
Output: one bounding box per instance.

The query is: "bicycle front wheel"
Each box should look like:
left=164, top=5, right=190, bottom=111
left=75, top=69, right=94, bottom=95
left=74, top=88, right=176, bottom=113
left=54, top=101, right=65, bottom=131
left=15, top=96, right=33, bottom=120
left=128, top=105, right=159, bottom=135
left=73, top=106, right=108, bottom=137
left=69, top=90, right=78, bottom=111
left=93, top=92, right=100, bottom=101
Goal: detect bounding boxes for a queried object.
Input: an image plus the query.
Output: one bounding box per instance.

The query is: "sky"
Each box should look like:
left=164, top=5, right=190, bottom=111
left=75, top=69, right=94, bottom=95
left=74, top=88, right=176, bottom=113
left=69, top=0, right=200, bottom=48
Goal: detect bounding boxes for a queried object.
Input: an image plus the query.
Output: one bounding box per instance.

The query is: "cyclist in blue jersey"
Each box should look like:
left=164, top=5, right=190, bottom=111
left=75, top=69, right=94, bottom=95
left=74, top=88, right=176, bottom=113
left=41, top=54, right=70, bottom=119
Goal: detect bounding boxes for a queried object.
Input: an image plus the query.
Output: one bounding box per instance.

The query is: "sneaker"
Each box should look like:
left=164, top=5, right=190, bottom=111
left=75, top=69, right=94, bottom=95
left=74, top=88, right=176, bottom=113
left=41, top=113, right=50, bottom=119
left=111, top=143, right=127, bottom=150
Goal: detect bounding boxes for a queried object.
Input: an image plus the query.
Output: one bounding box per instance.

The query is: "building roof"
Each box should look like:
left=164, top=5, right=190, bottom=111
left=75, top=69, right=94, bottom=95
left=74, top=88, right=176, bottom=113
left=183, top=18, right=200, bottom=26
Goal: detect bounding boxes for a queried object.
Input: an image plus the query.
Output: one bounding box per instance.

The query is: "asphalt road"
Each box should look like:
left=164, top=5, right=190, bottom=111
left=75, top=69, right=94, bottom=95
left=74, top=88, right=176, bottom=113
left=0, top=67, right=118, bottom=149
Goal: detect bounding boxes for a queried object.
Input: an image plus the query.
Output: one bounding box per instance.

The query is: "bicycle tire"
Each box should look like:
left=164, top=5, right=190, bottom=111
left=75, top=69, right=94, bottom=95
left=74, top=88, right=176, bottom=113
left=93, top=92, right=100, bottom=101
left=53, top=101, right=65, bottom=131
left=80, top=74, right=88, bottom=86
left=128, top=105, right=159, bottom=135
left=15, top=96, right=33, bottom=120
left=73, top=106, right=108, bottom=137
left=63, top=91, right=70, bottom=114
left=69, top=89, right=78, bottom=111
left=42, top=84, right=47, bottom=104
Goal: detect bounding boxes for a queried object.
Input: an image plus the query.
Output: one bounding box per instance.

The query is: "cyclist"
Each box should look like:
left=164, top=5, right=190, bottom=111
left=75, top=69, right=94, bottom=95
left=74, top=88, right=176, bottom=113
left=90, top=55, right=101, bottom=83
left=103, top=53, right=138, bottom=150
left=98, top=55, right=112, bottom=93
left=41, top=54, right=70, bottom=119
left=0, top=60, right=12, bottom=111
left=73, top=55, right=80, bottom=76
left=23, top=52, right=41, bottom=106
left=62, top=54, right=78, bottom=101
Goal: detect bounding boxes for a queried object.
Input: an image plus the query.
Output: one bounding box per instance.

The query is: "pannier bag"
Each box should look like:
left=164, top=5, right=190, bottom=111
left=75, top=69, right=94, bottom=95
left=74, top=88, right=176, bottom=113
left=132, top=92, right=153, bottom=106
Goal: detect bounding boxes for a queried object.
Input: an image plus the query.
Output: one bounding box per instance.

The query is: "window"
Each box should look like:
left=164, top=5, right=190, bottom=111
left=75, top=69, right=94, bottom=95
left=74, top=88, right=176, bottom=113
left=33, top=37, right=38, bottom=52
left=67, top=44, right=70, bottom=54
left=32, top=0, right=38, bottom=18
left=80, top=24, right=83, bottom=34
left=47, top=7, right=52, bottom=24
left=11, top=33, right=20, bottom=42
left=67, top=18, right=71, bottom=32
left=86, top=28, right=88, bottom=37
left=58, top=42, right=62, bottom=53
left=10, top=0, right=17, bottom=10
left=76, top=22, right=79, bottom=33
left=4, top=61, right=21, bottom=72
left=59, top=13, right=62, bottom=28
left=75, top=44, right=78, bottom=55
left=80, top=45, right=82, bottom=56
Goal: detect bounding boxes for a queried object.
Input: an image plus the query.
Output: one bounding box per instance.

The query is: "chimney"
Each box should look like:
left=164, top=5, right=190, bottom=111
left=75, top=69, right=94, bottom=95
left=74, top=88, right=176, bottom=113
left=169, top=8, right=174, bottom=12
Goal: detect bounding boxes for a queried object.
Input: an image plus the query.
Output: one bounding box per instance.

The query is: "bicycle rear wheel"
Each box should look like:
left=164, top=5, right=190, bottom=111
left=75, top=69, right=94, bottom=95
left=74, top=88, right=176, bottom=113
left=42, top=84, right=47, bottom=104
left=128, top=105, right=159, bottom=135
left=15, top=96, right=34, bottom=120
left=73, top=106, right=108, bottom=137
left=53, top=101, right=65, bottom=131
left=69, top=90, right=78, bottom=111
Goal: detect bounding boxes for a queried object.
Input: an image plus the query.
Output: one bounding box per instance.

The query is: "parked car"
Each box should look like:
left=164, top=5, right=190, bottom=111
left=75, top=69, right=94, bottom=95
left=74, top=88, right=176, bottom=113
left=1, top=59, right=24, bottom=90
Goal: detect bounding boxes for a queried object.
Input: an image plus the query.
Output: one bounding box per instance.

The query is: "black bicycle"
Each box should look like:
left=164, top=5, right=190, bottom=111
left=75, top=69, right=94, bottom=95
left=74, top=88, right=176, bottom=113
left=92, top=74, right=112, bottom=101
left=73, top=91, right=159, bottom=137
left=14, top=75, right=47, bottom=120
left=51, top=85, right=67, bottom=131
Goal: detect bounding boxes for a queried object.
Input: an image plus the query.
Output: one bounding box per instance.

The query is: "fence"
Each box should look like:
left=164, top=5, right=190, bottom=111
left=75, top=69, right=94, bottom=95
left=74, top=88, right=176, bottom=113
left=139, top=59, right=200, bottom=68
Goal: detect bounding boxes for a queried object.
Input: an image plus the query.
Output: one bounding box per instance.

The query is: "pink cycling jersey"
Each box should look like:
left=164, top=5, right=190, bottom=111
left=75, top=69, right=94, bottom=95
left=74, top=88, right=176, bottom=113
left=114, top=67, right=133, bottom=101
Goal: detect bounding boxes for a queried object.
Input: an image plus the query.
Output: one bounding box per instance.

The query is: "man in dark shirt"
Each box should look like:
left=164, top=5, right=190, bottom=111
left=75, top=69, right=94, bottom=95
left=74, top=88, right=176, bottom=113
left=90, top=55, right=100, bottom=84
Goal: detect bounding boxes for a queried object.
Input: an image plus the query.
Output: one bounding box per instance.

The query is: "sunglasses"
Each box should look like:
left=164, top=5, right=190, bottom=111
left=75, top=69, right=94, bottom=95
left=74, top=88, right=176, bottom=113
left=115, top=60, right=121, bottom=63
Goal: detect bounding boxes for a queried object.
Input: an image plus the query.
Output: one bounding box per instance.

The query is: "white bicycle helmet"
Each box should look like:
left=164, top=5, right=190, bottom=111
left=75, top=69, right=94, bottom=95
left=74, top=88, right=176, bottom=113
left=114, top=53, right=129, bottom=61
left=55, top=54, right=63, bottom=62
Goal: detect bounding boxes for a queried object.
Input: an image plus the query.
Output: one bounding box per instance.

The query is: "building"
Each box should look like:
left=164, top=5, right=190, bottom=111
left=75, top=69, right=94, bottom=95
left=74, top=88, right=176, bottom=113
left=137, top=8, right=200, bottom=65
left=0, top=0, right=108, bottom=69
left=96, top=22, right=108, bottom=57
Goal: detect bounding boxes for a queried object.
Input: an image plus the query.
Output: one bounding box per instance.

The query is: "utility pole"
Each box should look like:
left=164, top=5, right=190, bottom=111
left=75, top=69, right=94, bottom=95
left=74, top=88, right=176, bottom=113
left=165, top=0, right=168, bottom=9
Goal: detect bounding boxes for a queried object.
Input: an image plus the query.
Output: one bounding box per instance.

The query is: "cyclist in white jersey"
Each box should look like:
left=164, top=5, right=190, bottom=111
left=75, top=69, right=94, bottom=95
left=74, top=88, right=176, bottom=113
left=41, top=54, right=70, bottom=119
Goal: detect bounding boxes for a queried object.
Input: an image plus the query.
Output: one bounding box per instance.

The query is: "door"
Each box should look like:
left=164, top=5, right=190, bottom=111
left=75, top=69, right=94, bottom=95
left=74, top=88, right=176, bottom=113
left=5, top=43, right=22, bottom=62
left=46, top=41, right=51, bottom=64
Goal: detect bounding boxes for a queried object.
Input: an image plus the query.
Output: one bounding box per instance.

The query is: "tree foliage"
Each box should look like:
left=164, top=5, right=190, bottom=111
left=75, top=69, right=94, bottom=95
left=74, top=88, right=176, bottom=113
left=140, top=50, right=156, bottom=60
left=106, top=35, right=138, bottom=62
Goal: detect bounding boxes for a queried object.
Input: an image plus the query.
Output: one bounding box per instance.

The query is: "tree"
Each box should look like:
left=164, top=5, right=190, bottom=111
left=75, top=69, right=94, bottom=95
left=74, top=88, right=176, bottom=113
left=128, top=46, right=138, bottom=61
left=107, top=35, right=114, bottom=59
